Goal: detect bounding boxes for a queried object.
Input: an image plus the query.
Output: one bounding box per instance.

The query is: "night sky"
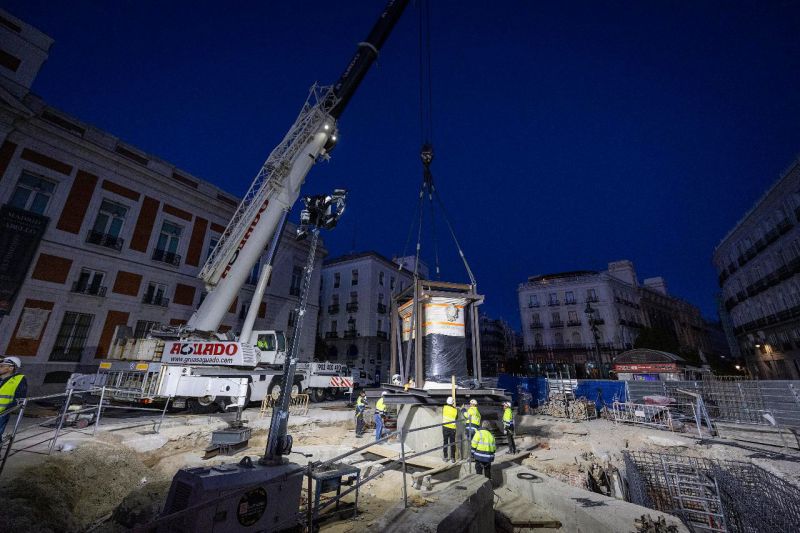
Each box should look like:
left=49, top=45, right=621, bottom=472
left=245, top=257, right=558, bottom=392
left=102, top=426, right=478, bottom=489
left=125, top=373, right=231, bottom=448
left=6, top=1, right=800, bottom=328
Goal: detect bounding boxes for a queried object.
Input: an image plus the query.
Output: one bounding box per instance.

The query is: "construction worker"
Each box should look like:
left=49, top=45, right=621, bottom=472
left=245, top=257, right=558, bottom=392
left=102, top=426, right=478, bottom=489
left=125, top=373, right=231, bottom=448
left=354, top=390, right=367, bottom=438
left=471, top=420, right=496, bottom=479
left=462, top=399, right=481, bottom=442
left=0, top=356, right=27, bottom=439
left=375, top=391, right=388, bottom=441
left=502, top=401, right=517, bottom=454
left=403, top=376, right=415, bottom=391
left=442, top=396, right=458, bottom=463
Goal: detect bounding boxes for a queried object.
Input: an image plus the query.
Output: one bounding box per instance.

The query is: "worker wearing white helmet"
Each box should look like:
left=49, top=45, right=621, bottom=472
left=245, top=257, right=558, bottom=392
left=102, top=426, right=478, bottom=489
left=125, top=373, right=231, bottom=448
left=374, top=391, right=388, bottom=441
left=0, top=356, right=27, bottom=439
left=442, top=396, right=458, bottom=463
left=502, top=401, right=516, bottom=454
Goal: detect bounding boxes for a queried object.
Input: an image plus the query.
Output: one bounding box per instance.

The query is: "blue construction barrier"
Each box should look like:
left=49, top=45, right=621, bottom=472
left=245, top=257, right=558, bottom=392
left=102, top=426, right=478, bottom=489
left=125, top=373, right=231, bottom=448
left=574, top=380, right=627, bottom=411
left=496, top=374, right=548, bottom=409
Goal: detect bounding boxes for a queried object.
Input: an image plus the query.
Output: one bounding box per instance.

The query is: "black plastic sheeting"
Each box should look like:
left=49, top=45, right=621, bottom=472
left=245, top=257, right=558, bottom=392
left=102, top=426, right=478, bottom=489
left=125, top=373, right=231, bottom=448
left=425, top=334, right=467, bottom=383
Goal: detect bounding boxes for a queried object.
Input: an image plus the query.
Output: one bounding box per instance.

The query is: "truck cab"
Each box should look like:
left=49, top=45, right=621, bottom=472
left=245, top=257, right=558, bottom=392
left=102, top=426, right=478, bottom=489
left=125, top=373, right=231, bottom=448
left=250, top=330, right=287, bottom=367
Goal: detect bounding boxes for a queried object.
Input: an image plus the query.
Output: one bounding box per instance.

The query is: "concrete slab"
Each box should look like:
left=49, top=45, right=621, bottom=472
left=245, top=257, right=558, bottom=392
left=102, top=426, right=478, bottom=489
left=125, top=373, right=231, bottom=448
left=376, top=475, right=493, bottom=533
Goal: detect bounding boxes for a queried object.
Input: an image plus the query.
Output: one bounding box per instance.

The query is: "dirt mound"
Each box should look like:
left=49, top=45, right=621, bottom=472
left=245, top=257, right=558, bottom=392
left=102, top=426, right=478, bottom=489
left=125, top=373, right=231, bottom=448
left=0, top=443, right=166, bottom=532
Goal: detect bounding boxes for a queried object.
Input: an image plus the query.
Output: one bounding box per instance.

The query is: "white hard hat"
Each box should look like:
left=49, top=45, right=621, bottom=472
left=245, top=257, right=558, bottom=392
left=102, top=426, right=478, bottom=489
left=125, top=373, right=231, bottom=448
left=446, top=397, right=454, bottom=406
left=1, top=356, right=21, bottom=368
left=469, top=399, right=478, bottom=406
left=503, top=401, right=511, bottom=407
left=381, top=391, right=387, bottom=396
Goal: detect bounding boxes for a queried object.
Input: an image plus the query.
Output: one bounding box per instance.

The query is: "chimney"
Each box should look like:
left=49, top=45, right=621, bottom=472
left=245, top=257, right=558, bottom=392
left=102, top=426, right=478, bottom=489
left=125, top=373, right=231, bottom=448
left=607, top=260, right=638, bottom=287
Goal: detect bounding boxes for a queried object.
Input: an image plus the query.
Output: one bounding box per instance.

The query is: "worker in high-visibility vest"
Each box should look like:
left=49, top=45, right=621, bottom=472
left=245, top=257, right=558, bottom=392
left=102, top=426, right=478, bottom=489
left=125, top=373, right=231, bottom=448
left=375, top=391, right=388, bottom=441
left=471, top=421, right=496, bottom=478
left=354, top=390, right=367, bottom=438
left=461, top=399, right=481, bottom=459
left=442, top=396, right=458, bottom=463
left=502, top=401, right=517, bottom=454
left=0, top=356, right=27, bottom=440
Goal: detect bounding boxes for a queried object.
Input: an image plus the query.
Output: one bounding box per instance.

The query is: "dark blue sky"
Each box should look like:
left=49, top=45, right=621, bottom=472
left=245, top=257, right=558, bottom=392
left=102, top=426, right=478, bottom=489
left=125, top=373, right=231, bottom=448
left=7, top=1, right=800, bottom=328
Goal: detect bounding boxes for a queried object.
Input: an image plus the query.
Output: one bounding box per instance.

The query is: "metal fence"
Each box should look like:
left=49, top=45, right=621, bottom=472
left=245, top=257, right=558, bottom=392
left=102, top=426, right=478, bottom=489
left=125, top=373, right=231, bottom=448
left=626, top=379, right=800, bottom=428
left=623, top=450, right=800, bottom=533
left=0, top=387, right=170, bottom=477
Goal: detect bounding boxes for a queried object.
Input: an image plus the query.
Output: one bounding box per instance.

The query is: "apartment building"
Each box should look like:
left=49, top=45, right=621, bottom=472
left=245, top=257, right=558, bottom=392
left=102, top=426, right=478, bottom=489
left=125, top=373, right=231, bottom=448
left=0, top=10, right=322, bottom=393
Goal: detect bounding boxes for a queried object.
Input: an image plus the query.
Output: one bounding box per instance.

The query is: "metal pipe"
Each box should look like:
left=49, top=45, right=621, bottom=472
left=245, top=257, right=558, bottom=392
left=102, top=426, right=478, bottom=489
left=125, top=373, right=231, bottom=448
left=156, top=397, right=171, bottom=433
left=0, top=398, right=28, bottom=477
left=306, top=461, right=313, bottom=530
left=48, top=387, right=73, bottom=455
left=400, top=429, right=408, bottom=508
left=93, top=386, right=106, bottom=436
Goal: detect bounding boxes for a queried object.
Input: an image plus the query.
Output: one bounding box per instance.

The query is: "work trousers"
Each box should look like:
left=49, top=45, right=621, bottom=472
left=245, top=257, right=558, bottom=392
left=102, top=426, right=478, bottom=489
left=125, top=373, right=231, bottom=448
left=463, top=426, right=477, bottom=458
left=475, top=459, right=492, bottom=479
left=505, top=425, right=517, bottom=454
left=355, top=413, right=364, bottom=437
left=442, top=426, right=456, bottom=460
left=374, top=413, right=385, bottom=442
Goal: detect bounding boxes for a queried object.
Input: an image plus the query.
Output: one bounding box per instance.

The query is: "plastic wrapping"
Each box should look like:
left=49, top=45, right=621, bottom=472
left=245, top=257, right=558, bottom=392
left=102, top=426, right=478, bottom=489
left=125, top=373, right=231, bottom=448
left=423, top=333, right=467, bottom=383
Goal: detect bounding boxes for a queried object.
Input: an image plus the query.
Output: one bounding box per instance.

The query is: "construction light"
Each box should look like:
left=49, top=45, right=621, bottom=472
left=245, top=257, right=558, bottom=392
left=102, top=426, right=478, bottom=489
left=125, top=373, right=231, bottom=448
left=323, top=123, right=330, bottom=130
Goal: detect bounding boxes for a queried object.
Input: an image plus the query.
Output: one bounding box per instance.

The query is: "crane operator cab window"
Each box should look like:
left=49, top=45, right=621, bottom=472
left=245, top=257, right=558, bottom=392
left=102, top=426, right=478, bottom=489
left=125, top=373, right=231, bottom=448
left=255, top=332, right=287, bottom=353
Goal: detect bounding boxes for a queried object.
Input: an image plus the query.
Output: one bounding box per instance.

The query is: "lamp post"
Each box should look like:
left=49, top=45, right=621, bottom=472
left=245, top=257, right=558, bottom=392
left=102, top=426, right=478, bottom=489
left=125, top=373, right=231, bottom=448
left=584, top=301, right=602, bottom=378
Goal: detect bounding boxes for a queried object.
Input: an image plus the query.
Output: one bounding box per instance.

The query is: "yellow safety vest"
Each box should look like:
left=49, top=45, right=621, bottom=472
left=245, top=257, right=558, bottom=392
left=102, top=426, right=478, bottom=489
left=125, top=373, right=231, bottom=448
left=376, top=397, right=386, bottom=415
left=503, top=407, right=514, bottom=426
left=442, top=405, right=458, bottom=429
left=463, top=406, right=481, bottom=428
left=355, top=396, right=366, bottom=415
left=471, top=429, right=496, bottom=461
left=0, top=374, right=24, bottom=414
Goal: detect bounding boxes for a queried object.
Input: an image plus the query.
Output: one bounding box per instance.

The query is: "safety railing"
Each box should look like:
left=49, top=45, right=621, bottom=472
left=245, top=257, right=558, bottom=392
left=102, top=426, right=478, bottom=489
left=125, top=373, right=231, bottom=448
left=260, top=394, right=310, bottom=417
left=0, top=386, right=171, bottom=477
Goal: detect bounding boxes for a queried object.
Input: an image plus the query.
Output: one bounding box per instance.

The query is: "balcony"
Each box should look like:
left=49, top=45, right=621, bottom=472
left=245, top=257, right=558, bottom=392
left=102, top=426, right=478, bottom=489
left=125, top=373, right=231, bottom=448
left=142, top=294, right=169, bottom=307
left=85, top=230, right=124, bottom=251
left=327, top=304, right=340, bottom=314
left=591, top=318, right=605, bottom=325
left=564, top=299, right=576, bottom=306
left=325, top=331, right=338, bottom=339
left=548, top=300, right=560, bottom=307
left=71, top=282, right=107, bottom=297
left=527, top=302, right=540, bottom=308
left=346, top=302, right=359, bottom=312
left=550, top=320, right=564, bottom=328
left=586, top=296, right=599, bottom=303
left=566, top=320, right=581, bottom=327
left=376, top=331, right=388, bottom=339
left=529, top=322, right=544, bottom=330
left=377, top=303, right=387, bottom=314
left=343, top=329, right=357, bottom=339
left=152, top=249, right=181, bottom=266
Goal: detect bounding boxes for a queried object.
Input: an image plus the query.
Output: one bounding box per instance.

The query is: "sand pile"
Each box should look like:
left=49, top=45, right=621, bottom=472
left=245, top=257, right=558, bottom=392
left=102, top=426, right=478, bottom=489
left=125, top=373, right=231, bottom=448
left=0, top=443, right=167, bottom=532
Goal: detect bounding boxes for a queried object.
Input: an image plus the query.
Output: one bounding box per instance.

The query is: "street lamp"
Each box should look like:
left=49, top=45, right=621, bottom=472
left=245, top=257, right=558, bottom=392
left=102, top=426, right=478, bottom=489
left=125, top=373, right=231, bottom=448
left=584, top=301, right=602, bottom=378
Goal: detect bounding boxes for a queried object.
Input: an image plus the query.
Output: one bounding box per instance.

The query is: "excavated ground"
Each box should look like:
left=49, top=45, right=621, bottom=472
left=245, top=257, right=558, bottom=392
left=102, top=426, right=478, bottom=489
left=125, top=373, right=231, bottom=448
left=1, top=408, right=798, bottom=532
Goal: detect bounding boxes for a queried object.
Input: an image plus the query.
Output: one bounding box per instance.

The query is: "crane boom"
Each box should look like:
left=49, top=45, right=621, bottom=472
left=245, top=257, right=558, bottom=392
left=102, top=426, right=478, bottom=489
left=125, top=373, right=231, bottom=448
left=188, top=0, right=408, bottom=333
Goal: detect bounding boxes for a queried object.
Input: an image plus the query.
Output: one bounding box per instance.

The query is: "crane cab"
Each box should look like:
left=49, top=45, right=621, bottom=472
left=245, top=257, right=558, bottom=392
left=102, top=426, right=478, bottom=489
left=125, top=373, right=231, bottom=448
left=250, top=330, right=287, bottom=367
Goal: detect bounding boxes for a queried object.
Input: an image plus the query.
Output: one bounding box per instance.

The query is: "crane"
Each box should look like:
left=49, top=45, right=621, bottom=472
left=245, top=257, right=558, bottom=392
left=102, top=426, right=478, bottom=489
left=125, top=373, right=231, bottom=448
left=67, top=0, right=410, bottom=413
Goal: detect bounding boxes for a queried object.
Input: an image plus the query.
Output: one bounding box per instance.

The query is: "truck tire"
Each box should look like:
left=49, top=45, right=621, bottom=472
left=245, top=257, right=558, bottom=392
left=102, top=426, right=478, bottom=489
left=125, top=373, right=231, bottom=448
left=310, top=388, right=326, bottom=403
left=268, top=380, right=301, bottom=400
left=188, top=397, right=219, bottom=414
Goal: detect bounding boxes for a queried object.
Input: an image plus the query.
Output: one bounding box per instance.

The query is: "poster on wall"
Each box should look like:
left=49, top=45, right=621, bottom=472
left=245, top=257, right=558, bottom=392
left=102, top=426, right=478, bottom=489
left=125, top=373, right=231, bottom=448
left=0, top=205, right=49, bottom=315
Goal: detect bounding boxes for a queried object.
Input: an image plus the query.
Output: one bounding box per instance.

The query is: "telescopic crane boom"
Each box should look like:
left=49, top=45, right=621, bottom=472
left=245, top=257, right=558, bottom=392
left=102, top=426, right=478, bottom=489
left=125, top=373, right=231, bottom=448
left=187, top=0, right=409, bottom=333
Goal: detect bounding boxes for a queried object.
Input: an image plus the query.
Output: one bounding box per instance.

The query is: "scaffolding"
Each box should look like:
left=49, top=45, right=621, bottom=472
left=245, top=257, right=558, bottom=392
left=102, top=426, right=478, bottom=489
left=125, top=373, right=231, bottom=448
left=623, top=450, right=800, bottom=533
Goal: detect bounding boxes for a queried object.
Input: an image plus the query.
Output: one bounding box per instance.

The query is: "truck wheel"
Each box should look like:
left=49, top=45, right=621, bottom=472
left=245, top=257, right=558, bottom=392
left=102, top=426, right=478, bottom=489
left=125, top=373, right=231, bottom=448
left=311, top=388, right=326, bottom=403
left=188, top=398, right=219, bottom=414
left=268, top=381, right=283, bottom=401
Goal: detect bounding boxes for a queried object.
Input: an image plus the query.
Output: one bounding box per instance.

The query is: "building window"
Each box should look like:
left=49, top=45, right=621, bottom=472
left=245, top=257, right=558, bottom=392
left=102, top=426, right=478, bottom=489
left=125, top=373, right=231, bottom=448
left=351, top=269, right=359, bottom=286
left=567, top=310, right=578, bottom=324
left=379, top=272, right=385, bottom=286
left=554, top=332, right=563, bottom=345
left=531, top=313, right=540, bottom=325
left=239, top=301, right=249, bottom=320
left=332, top=294, right=339, bottom=305
left=534, top=333, right=543, bottom=347
left=88, top=200, right=127, bottom=250
left=587, top=288, right=598, bottom=302
left=9, top=172, right=56, bottom=215
left=565, top=291, right=575, bottom=304
left=206, top=236, right=219, bottom=262
left=50, top=312, right=93, bottom=362
left=529, top=295, right=539, bottom=307
left=548, top=292, right=559, bottom=305
left=288, top=310, right=298, bottom=327
left=334, top=272, right=340, bottom=288
left=134, top=320, right=158, bottom=338
left=153, top=221, right=182, bottom=265
left=290, top=265, right=303, bottom=296
left=551, top=312, right=561, bottom=322
left=350, top=291, right=358, bottom=303
left=143, top=282, right=168, bottom=306
left=331, top=319, right=338, bottom=332
left=72, top=268, right=106, bottom=297
left=390, top=276, right=395, bottom=290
